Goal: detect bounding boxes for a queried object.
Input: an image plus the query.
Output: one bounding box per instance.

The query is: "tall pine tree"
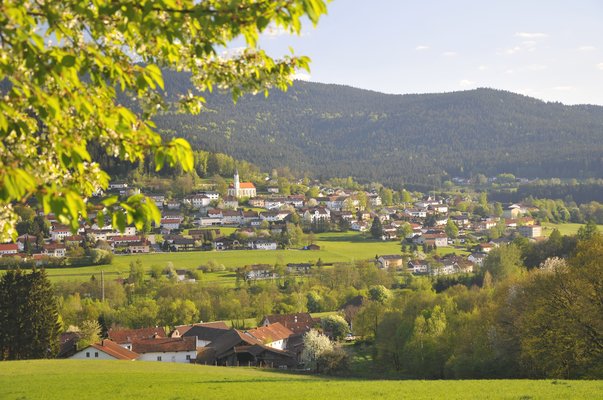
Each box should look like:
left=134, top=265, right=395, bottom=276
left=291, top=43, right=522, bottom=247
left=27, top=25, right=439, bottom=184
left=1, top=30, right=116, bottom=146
left=370, top=217, right=384, bottom=239
left=0, top=269, right=61, bottom=360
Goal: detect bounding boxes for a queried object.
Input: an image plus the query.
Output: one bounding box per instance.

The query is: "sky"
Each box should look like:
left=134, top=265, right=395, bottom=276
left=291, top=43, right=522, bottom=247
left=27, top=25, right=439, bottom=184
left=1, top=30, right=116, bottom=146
left=256, top=0, right=603, bottom=105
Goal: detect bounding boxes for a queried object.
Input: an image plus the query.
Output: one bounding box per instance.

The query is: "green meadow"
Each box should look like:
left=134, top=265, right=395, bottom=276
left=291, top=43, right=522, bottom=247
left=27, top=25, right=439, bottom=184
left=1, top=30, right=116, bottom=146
left=0, top=360, right=601, bottom=400
left=45, top=231, right=406, bottom=282
left=541, top=222, right=603, bottom=236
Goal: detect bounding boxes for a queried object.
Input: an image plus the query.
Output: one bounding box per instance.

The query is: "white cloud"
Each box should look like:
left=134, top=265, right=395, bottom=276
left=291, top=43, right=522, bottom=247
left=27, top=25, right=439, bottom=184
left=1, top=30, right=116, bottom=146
left=553, top=86, right=574, bottom=91
left=504, top=46, right=522, bottom=55
left=415, top=45, right=429, bottom=51
left=515, top=32, right=548, bottom=39
left=597, top=62, right=603, bottom=70
left=292, top=71, right=312, bottom=81
left=442, top=51, right=458, bottom=57
left=478, top=65, right=487, bottom=71
left=578, top=45, right=596, bottom=51
left=459, top=79, right=475, bottom=87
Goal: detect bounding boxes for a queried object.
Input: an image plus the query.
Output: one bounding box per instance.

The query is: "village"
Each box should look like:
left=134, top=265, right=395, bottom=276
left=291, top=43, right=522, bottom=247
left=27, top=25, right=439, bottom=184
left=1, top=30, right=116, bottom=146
left=0, top=170, right=546, bottom=279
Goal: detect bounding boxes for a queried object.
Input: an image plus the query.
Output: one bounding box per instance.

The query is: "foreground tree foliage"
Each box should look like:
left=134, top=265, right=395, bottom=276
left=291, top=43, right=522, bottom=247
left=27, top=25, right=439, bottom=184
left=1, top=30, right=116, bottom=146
left=0, top=269, right=61, bottom=360
left=0, top=0, right=327, bottom=241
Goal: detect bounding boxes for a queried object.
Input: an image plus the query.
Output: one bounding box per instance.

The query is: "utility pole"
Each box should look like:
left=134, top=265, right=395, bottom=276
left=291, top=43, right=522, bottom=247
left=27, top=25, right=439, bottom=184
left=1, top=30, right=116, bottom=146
left=101, top=270, right=105, bottom=302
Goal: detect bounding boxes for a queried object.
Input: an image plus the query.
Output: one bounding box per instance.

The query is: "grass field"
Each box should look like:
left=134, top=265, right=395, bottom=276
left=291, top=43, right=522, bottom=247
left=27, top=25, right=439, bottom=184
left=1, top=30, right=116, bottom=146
left=38, top=222, right=598, bottom=282
left=0, top=360, right=601, bottom=400
left=541, top=222, right=603, bottom=236
left=44, top=231, right=405, bottom=282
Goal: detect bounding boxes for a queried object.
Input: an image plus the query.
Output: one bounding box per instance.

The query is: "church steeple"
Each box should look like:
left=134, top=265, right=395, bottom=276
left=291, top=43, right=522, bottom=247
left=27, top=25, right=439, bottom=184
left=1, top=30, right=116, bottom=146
left=234, top=169, right=240, bottom=195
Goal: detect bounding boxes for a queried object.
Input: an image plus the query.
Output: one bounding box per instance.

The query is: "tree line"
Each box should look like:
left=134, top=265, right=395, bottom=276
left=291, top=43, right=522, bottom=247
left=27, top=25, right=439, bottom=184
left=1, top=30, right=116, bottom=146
left=2, top=227, right=600, bottom=379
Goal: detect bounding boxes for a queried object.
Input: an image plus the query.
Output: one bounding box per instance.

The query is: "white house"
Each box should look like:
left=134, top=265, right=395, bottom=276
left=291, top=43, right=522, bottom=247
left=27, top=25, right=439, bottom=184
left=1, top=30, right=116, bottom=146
left=350, top=220, right=369, bottom=232
left=222, top=210, right=242, bottom=225
left=259, top=210, right=289, bottom=222
left=404, top=208, right=427, bottom=218
left=468, top=252, right=487, bottom=266
left=245, top=323, right=293, bottom=351
left=184, top=194, right=211, bottom=209
left=50, top=225, right=72, bottom=242
left=408, top=260, right=431, bottom=275
left=518, top=225, right=542, bottom=238
left=265, top=198, right=286, bottom=210
left=222, top=196, right=239, bottom=209
left=43, top=243, right=67, bottom=257
left=253, top=240, right=278, bottom=250
left=207, top=209, right=224, bottom=219
left=70, top=339, right=138, bottom=361
left=303, top=207, right=330, bottom=223
left=160, top=218, right=181, bottom=230
left=166, top=200, right=181, bottom=210
left=199, top=191, right=220, bottom=201
left=132, top=337, right=197, bottom=363
left=0, top=243, right=18, bottom=256
left=196, top=217, right=223, bottom=227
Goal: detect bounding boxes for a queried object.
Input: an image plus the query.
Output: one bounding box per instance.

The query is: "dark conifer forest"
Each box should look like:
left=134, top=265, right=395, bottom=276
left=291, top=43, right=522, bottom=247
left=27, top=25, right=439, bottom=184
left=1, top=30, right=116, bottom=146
left=152, top=70, right=603, bottom=187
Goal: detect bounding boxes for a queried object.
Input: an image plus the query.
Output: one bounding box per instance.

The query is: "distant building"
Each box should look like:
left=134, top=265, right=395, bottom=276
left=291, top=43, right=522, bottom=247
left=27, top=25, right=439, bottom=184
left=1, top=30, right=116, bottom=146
left=377, top=254, right=404, bottom=269
left=227, top=170, right=256, bottom=198
left=518, top=224, right=542, bottom=238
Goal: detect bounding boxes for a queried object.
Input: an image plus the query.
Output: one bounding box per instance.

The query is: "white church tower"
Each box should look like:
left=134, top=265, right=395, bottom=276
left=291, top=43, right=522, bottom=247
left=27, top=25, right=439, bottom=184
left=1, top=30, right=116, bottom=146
left=233, top=169, right=240, bottom=194
left=227, top=169, right=256, bottom=198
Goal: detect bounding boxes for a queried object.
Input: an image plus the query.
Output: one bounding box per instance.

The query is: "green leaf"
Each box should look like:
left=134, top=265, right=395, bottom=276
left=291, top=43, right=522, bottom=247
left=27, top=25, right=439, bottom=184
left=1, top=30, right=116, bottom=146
left=61, top=55, right=76, bottom=67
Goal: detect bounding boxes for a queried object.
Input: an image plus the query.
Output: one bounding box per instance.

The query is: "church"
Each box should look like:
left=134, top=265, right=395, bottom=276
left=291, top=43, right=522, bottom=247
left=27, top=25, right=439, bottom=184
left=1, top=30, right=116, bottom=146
left=227, top=170, right=256, bottom=198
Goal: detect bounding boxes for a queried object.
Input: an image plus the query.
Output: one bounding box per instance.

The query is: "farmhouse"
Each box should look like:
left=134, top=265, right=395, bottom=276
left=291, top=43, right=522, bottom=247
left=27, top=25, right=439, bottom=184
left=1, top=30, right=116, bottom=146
left=70, top=339, right=138, bottom=361
left=245, top=323, right=294, bottom=351
left=175, top=321, right=230, bottom=347
left=260, top=313, right=318, bottom=335
left=132, top=336, right=197, bottom=363
left=108, top=327, right=167, bottom=351
left=197, top=329, right=297, bottom=368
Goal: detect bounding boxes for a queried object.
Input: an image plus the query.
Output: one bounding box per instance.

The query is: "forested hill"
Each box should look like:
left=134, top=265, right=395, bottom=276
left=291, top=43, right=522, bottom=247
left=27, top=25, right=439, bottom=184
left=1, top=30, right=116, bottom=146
left=154, top=70, right=603, bottom=187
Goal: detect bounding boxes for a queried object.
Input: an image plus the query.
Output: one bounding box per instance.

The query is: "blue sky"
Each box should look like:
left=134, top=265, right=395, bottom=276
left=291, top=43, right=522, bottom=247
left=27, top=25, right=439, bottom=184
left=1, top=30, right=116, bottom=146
left=258, top=0, right=603, bottom=105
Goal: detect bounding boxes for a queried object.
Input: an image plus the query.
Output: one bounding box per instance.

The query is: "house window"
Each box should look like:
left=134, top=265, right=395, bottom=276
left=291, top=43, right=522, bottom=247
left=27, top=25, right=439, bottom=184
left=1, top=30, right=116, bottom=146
left=186, top=355, right=191, bottom=360
left=86, top=352, right=90, bottom=358
left=157, top=356, right=162, bottom=361
left=95, top=352, right=99, bottom=358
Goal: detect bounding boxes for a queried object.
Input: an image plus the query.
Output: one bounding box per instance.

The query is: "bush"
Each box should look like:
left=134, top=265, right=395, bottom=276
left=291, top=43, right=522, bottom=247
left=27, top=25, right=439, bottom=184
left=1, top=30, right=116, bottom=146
left=321, top=315, right=350, bottom=341
left=317, top=348, right=349, bottom=375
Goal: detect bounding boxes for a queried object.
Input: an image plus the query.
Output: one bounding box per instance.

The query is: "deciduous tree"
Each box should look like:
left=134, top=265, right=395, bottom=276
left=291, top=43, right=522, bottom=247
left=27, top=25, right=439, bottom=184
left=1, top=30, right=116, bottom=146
left=0, top=0, right=327, bottom=241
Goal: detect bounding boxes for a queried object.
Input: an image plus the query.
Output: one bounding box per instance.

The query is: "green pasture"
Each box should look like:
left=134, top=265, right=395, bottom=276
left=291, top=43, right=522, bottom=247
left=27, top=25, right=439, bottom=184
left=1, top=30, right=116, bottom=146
left=45, top=231, right=404, bottom=282
left=541, top=222, right=603, bottom=236
left=1, top=360, right=601, bottom=400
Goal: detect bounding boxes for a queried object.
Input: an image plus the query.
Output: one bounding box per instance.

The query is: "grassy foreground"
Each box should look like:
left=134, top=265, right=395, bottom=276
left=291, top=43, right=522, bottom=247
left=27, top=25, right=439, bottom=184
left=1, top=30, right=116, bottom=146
left=1, top=360, right=602, bottom=400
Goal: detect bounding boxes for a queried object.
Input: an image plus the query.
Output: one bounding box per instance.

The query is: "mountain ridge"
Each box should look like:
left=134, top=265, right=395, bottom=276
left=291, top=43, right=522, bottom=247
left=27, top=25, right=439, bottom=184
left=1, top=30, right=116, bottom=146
left=153, top=72, right=603, bottom=187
